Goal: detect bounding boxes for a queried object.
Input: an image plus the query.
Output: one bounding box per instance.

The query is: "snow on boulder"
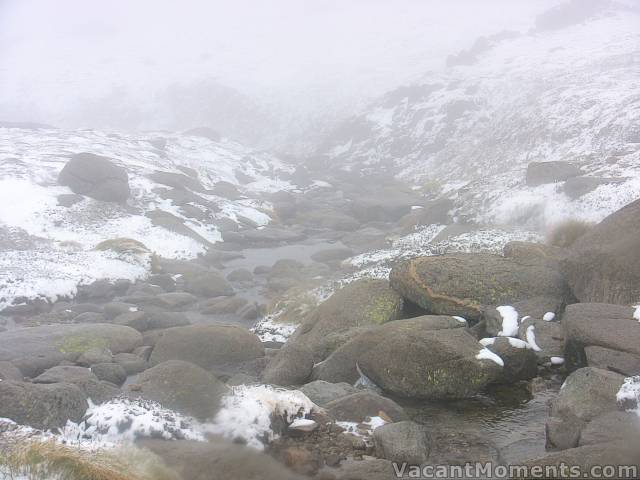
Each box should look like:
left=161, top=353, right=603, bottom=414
left=58, top=153, right=130, bottom=203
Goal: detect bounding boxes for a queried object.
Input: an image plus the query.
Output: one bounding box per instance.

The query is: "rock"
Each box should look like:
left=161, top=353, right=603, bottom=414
left=310, top=248, right=354, bottom=264
left=200, top=296, right=248, bottom=315
left=132, top=360, right=228, bottom=421
left=113, top=311, right=148, bottom=331
left=32, top=365, right=119, bottom=403
left=212, top=181, right=242, bottom=200
left=57, top=193, right=84, bottom=207
left=147, top=210, right=214, bottom=246
left=58, top=153, right=130, bottom=202
left=578, top=411, right=640, bottom=446
left=114, top=352, right=148, bottom=375
left=182, top=271, right=234, bottom=298
left=349, top=188, right=420, bottom=223
left=235, top=227, right=307, bottom=246
left=287, top=279, right=403, bottom=362
left=151, top=292, right=198, bottom=310
left=320, top=457, right=396, bottom=480
left=517, top=317, right=565, bottom=364
left=226, top=268, right=253, bottom=282
left=482, top=337, right=538, bottom=383
left=585, top=346, right=640, bottom=376
left=389, top=253, right=568, bottom=321
left=299, top=381, right=358, bottom=407
left=562, top=198, right=640, bottom=304
left=525, top=161, right=581, bottom=186
left=359, top=327, right=501, bottom=399
left=226, top=373, right=258, bottom=386
left=145, top=311, right=190, bottom=330
left=562, top=303, right=640, bottom=367
left=95, top=238, right=150, bottom=255
left=76, top=347, right=113, bottom=366
left=262, top=343, right=314, bottom=386
left=563, top=176, right=622, bottom=199
left=373, top=421, right=430, bottom=465
left=148, top=171, right=205, bottom=192
left=325, top=391, right=408, bottom=423
left=149, top=325, right=264, bottom=371
left=546, top=367, right=625, bottom=449
left=313, top=315, right=467, bottom=385
left=140, top=439, right=303, bottom=480
left=523, top=442, right=640, bottom=474
left=0, top=361, right=22, bottom=381
left=147, top=273, right=177, bottom=292
left=0, top=381, right=88, bottom=429
left=0, top=323, right=142, bottom=377
left=72, top=312, right=107, bottom=324
left=485, top=295, right=564, bottom=336
left=103, top=302, right=139, bottom=319
left=91, top=362, right=127, bottom=386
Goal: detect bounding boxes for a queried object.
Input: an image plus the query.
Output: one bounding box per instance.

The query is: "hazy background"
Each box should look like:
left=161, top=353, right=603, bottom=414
left=0, top=0, right=565, bottom=151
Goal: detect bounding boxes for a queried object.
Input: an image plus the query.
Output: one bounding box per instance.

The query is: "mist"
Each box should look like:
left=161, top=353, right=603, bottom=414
left=1, top=0, right=560, bottom=149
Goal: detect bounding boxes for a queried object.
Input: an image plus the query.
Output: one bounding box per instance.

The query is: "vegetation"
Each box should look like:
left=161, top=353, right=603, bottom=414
left=0, top=441, right=178, bottom=480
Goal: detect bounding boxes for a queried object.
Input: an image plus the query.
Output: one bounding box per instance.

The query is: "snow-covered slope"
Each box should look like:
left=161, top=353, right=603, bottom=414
left=321, top=7, right=640, bottom=229
left=0, top=127, right=295, bottom=309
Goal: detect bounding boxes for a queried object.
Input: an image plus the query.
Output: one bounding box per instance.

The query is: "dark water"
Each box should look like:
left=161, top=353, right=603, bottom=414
left=401, top=375, right=564, bottom=465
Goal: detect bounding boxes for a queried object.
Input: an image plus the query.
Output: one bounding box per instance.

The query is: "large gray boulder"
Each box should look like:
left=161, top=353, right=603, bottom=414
left=149, top=325, right=264, bottom=371
left=325, top=391, right=408, bottom=423
left=389, top=253, right=568, bottom=321
left=482, top=337, right=538, bottom=383
left=58, top=153, right=130, bottom=202
left=562, top=198, right=640, bottom=304
left=286, top=279, right=403, bottom=362
left=181, top=270, right=234, bottom=297
left=562, top=303, right=640, bottom=368
left=132, top=360, right=228, bottom=421
left=140, top=439, right=303, bottom=480
left=525, top=161, right=581, bottom=186
left=373, top=421, right=430, bottom=465
left=299, top=381, right=358, bottom=407
left=33, top=365, right=120, bottom=403
left=0, top=381, right=88, bottom=430
left=546, top=367, right=625, bottom=450
left=0, top=323, right=143, bottom=377
left=359, top=327, right=502, bottom=399
left=313, top=315, right=467, bottom=385
left=517, top=316, right=565, bottom=364
left=262, top=343, right=314, bottom=386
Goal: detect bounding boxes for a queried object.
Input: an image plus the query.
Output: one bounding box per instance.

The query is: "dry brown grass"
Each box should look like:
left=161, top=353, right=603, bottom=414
left=547, top=219, right=593, bottom=248
left=0, top=441, right=179, bottom=480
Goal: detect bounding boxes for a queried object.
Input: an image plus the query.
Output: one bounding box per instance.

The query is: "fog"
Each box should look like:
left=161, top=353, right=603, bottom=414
left=0, top=0, right=561, bottom=150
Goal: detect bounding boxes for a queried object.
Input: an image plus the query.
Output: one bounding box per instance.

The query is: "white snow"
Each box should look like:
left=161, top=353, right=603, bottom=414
left=0, top=128, right=295, bottom=310
left=543, top=312, right=556, bottom=321
left=206, top=385, right=316, bottom=450
left=550, top=356, right=565, bottom=365
left=452, top=316, right=467, bottom=324
left=497, top=305, right=519, bottom=337
left=617, top=376, right=640, bottom=411
left=476, top=347, right=504, bottom=367
left=479, top=337, right=495, bottom=347
left=634, top=306, right=640, bottom=322
left=525, top=325, right=542, bottom=352
left=508, top=338, right=531, bottom=349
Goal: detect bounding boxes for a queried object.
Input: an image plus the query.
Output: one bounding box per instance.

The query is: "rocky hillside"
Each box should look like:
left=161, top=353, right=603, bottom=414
left=319, top=4, right=640, bottom=229
left=0, top=126, right=296, bottom=310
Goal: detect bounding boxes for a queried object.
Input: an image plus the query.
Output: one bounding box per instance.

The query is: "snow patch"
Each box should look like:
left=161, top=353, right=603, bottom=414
left=543, top=311, right=556, bottom=321
left=550, top=356, right=565, bottom=365
left=617, top=376, right=640, bottom=415
left=634, top=306, right=640, bottom=322
left=525, top=325, right=542, bottom=352
left=476, top=347, right=504, bottom=367
left=497, top=305, right=519, bottom=337
left=452, top=316, right=467, bottom=324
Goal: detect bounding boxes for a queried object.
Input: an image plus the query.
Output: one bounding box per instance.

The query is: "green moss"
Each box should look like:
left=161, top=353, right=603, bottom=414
left=365, top=294, right=401, bottom=325
left=58, top=335, right=108, bottom=355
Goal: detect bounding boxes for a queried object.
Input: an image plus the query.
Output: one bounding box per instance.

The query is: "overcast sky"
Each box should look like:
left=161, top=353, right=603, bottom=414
left=0, top=0, right=561, bottom=135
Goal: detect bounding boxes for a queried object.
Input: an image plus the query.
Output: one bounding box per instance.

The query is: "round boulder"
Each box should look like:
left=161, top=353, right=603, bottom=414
left=58, top=152, right=130, bottom=203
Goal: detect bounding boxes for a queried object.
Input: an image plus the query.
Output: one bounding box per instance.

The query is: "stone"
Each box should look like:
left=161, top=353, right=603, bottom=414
left=91, top=362, right=127, bottom=386
left=76, top=347, right=113, bottom=366
left=562, top=198, right=640, bottom=304
left=373, top=421, right=430, bottom=465
left=482, top=337, right=538, bottom=383
left=585, top=346, right=640, bottom=376
left=525, top=161, right=581, bottom=186
left=0, top=381, right=88, bottom=430
left=262, top=343, right=314, bottom=386
left=149, top=325, right=264, bottom=371
left=299, top=381, right=358, bottom=407
left=58, top=152, right=130, bottom=202
left=181, top=271, right=234, bottom=298
left=325, top=391, right=408, bottom=423
left=132, top=360, right=228, bottom=421
left=32, top=365, right=120, bottom=404
left=389, top=253, right=568, bottom=321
